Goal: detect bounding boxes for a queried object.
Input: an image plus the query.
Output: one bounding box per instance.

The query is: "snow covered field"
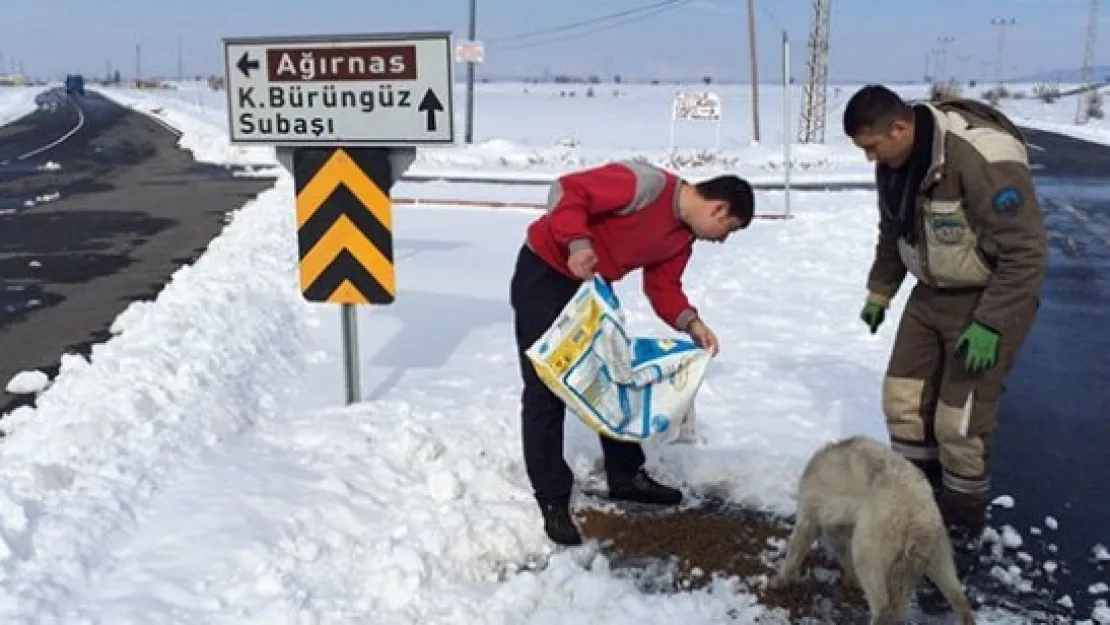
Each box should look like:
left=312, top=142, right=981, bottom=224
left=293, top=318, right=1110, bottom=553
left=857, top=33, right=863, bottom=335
left=94, top=79, right=1110, bottom=184
left=0, top=81, right=1108, bottom=624
left=0, top=86, right=41, bottom=127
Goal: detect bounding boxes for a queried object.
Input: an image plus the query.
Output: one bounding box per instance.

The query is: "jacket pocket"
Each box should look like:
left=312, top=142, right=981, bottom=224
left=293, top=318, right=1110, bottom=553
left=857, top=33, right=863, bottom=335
left=922, top=200, right=992, bottom=286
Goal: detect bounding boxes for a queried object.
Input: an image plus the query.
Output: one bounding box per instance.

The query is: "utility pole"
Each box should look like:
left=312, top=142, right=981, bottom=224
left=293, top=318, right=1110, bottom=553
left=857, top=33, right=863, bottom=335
left=990, top=17, right=1015, bottom=84
left=135, top=43, right=141, bottom=86
left=746, top=0, right=761, bottom=143
left=177, top=37, right=184, bottom=81
left=1077, top=0, right=1099, bottom=124
left=781, top=30, right=792, bottom=218
left=465, top=0, right=477, bottom=144
left=935, top=36, right=955, bottom=85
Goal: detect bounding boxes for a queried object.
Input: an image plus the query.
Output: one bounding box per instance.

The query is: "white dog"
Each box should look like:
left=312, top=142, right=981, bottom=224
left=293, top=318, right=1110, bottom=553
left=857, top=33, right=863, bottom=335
left=768, top=435, right=976, bottom=625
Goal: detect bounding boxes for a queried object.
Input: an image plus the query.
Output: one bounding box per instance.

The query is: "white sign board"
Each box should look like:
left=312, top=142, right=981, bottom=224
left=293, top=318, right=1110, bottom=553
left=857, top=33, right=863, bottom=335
left=672, top=90, right=722, bottom=121
left=455, top=40, right=484, bottom=64
left=222, top=31, right=455, bottom=146
left=668, top=90, right=723, bottom=152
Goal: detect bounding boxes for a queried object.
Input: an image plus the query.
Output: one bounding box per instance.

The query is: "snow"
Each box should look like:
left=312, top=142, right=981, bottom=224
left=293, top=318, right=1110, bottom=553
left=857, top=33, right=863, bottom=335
left=1000, top=525, right=1025, bottom=550
left=1094, top=602, right=1110, bottom=624
left=0, top=86, right=40, bottom=127
left=3, top=370, right=50, bottom=395
left=995, top=87, right=1110, bottom=146
left=0, top=79, right=1107, bottom=623
left=93, top=80, right=1110, bottom=186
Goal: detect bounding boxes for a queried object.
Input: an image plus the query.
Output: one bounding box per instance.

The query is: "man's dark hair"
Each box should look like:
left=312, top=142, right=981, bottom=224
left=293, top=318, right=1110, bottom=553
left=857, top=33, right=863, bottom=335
left=842, top=84, right=914, bottom=137
left=695, top=174, right=754, bottom=227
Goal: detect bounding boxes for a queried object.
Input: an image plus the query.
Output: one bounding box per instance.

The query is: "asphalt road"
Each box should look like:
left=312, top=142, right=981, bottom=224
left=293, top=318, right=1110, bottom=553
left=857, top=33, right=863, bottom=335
left=0, top=89, right=275, bottom=415
left=974, top=127, right=1110, bottom=620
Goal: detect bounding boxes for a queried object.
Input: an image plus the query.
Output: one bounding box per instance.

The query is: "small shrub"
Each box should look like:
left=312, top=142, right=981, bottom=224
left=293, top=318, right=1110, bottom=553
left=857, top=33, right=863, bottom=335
left=1033, top=83, right=1060, bottom=103
left=929, top=82, right=962, bottom=101
left=981, top=86, right=1009, bottom=105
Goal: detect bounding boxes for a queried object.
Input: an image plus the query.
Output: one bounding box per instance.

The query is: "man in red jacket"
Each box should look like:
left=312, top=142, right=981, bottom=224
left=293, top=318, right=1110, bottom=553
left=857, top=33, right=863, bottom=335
left=509, top=158, right=755, bottom=546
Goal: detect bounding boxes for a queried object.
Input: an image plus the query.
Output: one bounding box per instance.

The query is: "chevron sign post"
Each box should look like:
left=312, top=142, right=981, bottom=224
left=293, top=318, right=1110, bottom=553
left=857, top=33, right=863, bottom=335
left=222, top=31, right=456, bottom=405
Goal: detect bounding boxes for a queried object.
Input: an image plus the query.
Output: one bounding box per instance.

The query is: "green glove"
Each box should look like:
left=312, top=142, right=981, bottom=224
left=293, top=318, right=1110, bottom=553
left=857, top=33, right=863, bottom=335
left=860, top=301, right=885, bottom=334
left=955, top=321, right=1000, bottom=373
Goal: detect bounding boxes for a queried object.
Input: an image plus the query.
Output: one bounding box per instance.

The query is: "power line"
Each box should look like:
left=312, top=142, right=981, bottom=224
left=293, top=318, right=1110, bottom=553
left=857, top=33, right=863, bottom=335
left=753, top=0, right=786, bottom=33
left=491, top=1, right=690, bottom=51
left=487, top=0, right=687, bottom=46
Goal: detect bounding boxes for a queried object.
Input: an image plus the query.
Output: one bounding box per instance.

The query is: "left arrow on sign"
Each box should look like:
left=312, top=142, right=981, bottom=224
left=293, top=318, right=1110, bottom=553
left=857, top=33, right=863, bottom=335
left=237, top=51, right=260, bottom=78
left=417, top=88, right=444, bottom=133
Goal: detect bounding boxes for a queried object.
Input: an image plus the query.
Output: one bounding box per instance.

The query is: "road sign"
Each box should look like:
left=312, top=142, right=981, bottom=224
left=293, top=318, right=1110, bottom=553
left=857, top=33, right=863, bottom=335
left=671, top=90, right=722, bottom=121
left=668, top=90, right=723, bottom=153
left=294, top=147, right=395, bottom=304
left=455, top=41, right=484, bottom=64
left=222, top=32, right=455, bottom=146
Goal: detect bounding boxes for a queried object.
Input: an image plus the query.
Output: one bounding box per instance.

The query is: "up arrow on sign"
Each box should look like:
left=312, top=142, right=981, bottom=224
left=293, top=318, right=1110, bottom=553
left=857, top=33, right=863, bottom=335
left=417, top=88, right=444, bottom=132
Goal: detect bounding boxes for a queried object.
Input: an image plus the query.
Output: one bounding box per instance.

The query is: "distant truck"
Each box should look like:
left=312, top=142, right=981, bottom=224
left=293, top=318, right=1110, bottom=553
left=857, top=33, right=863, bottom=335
left=65, top=74, right=85, bottom=96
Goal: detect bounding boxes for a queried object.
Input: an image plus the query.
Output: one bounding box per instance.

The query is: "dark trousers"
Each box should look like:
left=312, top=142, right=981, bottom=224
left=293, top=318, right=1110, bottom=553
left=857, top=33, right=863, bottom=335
left=509, top=243, right=646, bottom=505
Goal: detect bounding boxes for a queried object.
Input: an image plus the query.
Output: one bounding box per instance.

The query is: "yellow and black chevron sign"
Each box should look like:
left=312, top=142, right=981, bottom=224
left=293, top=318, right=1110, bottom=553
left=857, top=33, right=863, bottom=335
left=293, top=147, right=395, bottom=305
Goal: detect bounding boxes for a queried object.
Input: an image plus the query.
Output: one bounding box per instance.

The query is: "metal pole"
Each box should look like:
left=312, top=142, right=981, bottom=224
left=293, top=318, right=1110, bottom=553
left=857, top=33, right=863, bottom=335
left=782, top=31, right=791, bottom=219
left=342, top=304, right=361, bottom=404
left=746, top=0, right=761, bottom=143
left=465, top=0, right=477, bottom=144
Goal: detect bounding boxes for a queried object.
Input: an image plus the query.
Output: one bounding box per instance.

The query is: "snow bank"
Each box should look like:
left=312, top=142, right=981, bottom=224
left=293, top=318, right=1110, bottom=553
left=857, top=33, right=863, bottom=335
left=0, top=176, right=309, bottom=618
left=0, top=86, right=41, bottom=127
left=96, top=86, right=280, bottom=173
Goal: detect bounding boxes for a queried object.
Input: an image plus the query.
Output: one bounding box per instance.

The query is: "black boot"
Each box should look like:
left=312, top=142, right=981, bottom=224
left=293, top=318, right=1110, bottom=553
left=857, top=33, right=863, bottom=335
left=608, top=468, right=683, bottom=505
left=916, top=490, right=987, bottom=616
left=539, top=500, right=583, bottom=546
left=936, top=488, right=988, bottom=576
left=915, top=578, right=951, bottom=615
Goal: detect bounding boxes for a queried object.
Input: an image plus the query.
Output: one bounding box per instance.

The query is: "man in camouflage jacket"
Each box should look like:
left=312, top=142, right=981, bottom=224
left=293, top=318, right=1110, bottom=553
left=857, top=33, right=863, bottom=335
left=842, top=85, right=1047, bottom=568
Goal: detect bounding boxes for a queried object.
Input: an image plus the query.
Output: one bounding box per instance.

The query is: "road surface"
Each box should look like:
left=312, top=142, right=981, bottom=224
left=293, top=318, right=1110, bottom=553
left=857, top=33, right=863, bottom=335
left=976, top=126, right=1110, bottom=621
left=0, top=89, right=275, bottom=415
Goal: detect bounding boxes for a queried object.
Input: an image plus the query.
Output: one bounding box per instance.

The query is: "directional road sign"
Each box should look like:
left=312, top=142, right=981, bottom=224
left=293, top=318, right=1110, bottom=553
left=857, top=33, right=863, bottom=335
left=222, top=32, right=455, bottom=147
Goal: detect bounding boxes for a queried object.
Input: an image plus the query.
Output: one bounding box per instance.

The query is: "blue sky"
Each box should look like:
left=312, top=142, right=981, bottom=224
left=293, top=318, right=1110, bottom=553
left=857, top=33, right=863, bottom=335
left=1, top=0, right=1105, bottom=82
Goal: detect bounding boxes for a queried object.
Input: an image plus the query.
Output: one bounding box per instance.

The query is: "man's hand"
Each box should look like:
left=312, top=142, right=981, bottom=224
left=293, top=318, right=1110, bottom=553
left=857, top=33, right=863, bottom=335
left=567, top=248, right=598, bottom=280
left=955, top=321, right=1000, bottom=373
left=860, top=301, right=885, bottom=334
left=687, top=318, right=720, bottom=356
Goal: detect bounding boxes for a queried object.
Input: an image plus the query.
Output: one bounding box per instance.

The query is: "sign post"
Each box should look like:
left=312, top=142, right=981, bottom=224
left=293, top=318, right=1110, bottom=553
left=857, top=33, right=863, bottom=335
left=668, top=90, right=723, bottom=153
left=223, top=31, right=455, bottom=405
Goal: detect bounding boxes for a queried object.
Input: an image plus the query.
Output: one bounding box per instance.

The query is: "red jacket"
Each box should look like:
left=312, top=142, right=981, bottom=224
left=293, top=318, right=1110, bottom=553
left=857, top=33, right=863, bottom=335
left=526, top=160, right=697, bottom=330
